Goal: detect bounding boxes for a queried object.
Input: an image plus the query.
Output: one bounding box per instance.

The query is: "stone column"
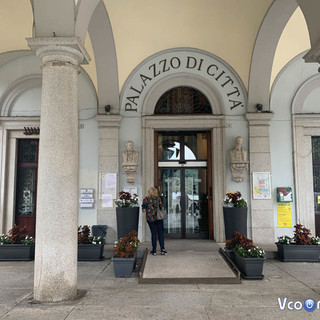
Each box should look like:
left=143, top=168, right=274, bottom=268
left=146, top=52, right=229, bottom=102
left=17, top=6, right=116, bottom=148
left=95, top=115, right=122, bottom=243
left=27, top=37, right=89, bottom=302
left=246, top=113, right=274, bottom=243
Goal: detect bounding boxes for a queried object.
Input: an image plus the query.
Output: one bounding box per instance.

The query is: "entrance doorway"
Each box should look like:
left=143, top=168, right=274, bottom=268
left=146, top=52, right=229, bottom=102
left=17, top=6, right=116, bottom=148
left=155, top=131, right=212, bottom=239
left=15, top=139, right=39, bottom=237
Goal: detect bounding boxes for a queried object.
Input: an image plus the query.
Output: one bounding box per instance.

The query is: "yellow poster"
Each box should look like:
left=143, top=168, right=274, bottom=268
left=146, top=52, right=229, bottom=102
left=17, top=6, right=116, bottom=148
left=318, top=196, right=320, bottom=204
left=277, top=203, right=292, bottom=227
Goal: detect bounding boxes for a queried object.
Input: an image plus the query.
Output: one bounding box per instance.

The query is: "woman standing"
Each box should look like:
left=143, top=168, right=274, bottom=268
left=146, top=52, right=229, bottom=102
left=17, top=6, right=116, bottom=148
left=142, top=187, right=167, bottom=256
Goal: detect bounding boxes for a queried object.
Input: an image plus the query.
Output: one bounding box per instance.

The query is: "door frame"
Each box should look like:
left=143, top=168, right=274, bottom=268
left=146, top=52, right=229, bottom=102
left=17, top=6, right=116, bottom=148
left=142, top=115, right=226, bottom=242
left=0, top=117, right=40, bottom=234
left=155, top=131, right=212, bottom=239
left=292, top=114, right=320, bottom=236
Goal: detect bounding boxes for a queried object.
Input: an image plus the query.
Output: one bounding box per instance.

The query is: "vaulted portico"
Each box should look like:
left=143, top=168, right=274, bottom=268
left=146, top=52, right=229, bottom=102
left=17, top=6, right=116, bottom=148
left=1, top=0, right=320, bottom=302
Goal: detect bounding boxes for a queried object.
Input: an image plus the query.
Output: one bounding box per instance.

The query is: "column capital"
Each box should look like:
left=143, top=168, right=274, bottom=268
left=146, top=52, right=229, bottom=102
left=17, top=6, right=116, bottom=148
left=27, top=37, right=90, bottom=66
left=95, top=115, right=122, bottom=128
left=303, top=38, right=320, bottom=64
left=245, top=112, right=274, bottom=126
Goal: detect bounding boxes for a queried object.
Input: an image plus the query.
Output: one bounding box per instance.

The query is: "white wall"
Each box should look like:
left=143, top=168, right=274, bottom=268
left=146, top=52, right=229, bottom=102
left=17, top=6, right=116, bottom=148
left=78, top=69, right=99, bottom=227
left=270, top=53, right=319, bottom=240
left=1, top=53, right=99, bottom=228
left=10, top=87, right=41, bottom=116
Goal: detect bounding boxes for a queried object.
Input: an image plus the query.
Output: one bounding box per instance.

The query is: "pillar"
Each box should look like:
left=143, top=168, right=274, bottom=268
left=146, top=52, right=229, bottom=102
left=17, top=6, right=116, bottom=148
left=27, top=37, right=89, bottom=302
left=246, top=113, right=274, bottom=243
left=95, top=115, right=122, bottom=243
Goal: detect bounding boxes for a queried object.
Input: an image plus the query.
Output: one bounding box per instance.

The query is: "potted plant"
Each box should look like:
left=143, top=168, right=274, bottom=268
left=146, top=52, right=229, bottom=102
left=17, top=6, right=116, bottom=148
left=112, top=230, right=140, bottom=278
left=224, top=231, right=265, bottom=279
left=115, top=191, right=139, bottom=239
left=0, top=225, right=35, bottom=261
left=276, top=224, right=320, bottom=262
left=223, top=191, right=247, bottom=240
left=78, top=225, right=105, bottom=261
left=233, top=244, right=265, bottom=279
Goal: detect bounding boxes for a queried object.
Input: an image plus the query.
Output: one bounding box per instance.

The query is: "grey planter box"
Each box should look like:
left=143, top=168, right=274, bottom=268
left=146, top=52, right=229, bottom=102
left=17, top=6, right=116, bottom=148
left=78, top=244, right=104, bottom=261
left=223, top=207, right=247, bottom=240
left=234, top=252, right=265, bottom=279
left=0, top=244, right=35, bottom=261
left=116, top=207, right=139, bottom=239
left=225, top=249, right=235, bottom=262
left=276, top=243, right=320, bottom=262
left=112, top=256, right=136, bottom=278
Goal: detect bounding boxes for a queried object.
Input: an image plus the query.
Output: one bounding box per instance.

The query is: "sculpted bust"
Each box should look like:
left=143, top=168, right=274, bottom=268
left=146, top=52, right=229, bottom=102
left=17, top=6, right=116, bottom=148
left=122, top=141, right=138, bottom=184
left=229, top=136, right=249, bottom=182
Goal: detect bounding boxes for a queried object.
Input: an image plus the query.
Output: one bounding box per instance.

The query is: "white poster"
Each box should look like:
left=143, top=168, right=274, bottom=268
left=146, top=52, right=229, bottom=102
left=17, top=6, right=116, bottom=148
left=106, top=173, right=117, bottom=189
left=102, top=194, right=113, bottom=208
left=252, top=172, right=271, bottom=199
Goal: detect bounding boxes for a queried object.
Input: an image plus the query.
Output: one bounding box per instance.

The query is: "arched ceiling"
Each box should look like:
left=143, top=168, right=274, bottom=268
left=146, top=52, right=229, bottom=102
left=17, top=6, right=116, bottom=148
left=271, top=7, right=310, bottom=87
left=0, top=0, right=315, bottom=96
left=103, top=0, right=273, bottom=89
left=0, top=0, right=32, bottom=52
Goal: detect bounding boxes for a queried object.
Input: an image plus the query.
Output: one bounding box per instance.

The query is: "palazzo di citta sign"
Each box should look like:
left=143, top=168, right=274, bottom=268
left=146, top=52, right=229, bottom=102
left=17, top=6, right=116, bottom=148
left=121, top=49, right=247, bottom=115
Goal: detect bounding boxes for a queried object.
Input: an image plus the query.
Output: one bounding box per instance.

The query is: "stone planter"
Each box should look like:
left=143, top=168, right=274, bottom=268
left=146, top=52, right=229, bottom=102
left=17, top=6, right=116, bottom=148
left=78, top=244, right=104, bottom=261
left=0, top=244, right=35, bottom=261
left=112, top=256, right=136, bottom=278
left=234, top=252, right=265, bottom=279
left=276, top=243, right=320, bottom=262
left=116, top=207, right=139, bottom=239
left=223, top=206, right=247, bottom=240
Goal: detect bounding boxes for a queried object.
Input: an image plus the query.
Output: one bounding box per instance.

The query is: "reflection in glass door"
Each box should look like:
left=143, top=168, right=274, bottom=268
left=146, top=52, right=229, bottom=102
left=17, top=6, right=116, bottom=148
left=157, top=131, right=210, bottom=239
left=160, top=168, right=208, bottom=238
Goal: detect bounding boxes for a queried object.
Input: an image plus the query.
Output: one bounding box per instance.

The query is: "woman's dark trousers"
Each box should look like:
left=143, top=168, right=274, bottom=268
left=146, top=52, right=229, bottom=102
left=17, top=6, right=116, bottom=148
left=147, top=220, right=165, bottom=253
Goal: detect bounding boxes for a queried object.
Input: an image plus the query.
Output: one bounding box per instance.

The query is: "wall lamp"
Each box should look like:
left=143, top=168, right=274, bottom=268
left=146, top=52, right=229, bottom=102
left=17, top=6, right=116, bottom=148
left=105, top=105, right=111, bottom=114
left=256, top=104, right=263, bottom=112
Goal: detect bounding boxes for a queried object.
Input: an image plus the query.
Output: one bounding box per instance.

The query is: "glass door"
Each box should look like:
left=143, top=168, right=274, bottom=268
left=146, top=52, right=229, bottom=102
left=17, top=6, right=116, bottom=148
left=157, top=131, right=210, bottom=239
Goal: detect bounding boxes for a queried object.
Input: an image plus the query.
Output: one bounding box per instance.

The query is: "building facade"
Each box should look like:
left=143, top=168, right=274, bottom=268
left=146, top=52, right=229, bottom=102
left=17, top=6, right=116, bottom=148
left=1, top=0, right=320, bottom=301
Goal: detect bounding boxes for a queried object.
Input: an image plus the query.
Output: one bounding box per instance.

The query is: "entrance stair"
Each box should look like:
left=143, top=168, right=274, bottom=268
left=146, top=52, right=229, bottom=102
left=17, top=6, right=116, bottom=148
left=139, top=239, right=241, bottom=284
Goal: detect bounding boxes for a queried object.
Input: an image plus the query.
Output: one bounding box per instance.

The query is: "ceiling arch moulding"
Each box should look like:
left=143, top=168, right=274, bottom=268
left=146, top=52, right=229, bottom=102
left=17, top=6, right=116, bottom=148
left=75, top=0, right=101, bottom=43
left=0, top=74, right=42, bottom=117
left=248, top=0, right=298, bottom=112
left=0, top=50, right=33, bottom=68
left=292, top=74, right=320, bottom=114
left=33, top=0, right=75, bottom=37
left=296, top=0, right=320, bottom=47
left=88, top=1, right=119, bottom=114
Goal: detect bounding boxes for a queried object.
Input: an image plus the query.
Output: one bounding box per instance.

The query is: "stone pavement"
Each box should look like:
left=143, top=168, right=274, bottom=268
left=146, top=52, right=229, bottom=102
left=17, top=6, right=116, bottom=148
left=1, top=241, right=320, bottom=320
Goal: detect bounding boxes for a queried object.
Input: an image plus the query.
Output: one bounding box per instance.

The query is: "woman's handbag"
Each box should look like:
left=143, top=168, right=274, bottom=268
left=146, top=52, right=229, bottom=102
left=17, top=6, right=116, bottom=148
left=157, top=202, right=167, bottom=220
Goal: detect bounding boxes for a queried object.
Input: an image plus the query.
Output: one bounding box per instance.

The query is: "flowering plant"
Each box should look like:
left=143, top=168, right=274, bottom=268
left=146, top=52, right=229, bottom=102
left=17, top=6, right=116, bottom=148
left=224, top=191, right=247, bottom=208
left=78, top=225, right=105, bottom=245
left=113, top=230, right=140, bottom=258
left=0, top=226, right=34, bottom=245
left=277, top=235, right=292, bottom=245
left=225, top=231, right=253, bottom=250
left=277, top=224, right=320, bottom=245
left=234, top=244, right=265, bottom=258
left=115, top=191, right=139, bottom=208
